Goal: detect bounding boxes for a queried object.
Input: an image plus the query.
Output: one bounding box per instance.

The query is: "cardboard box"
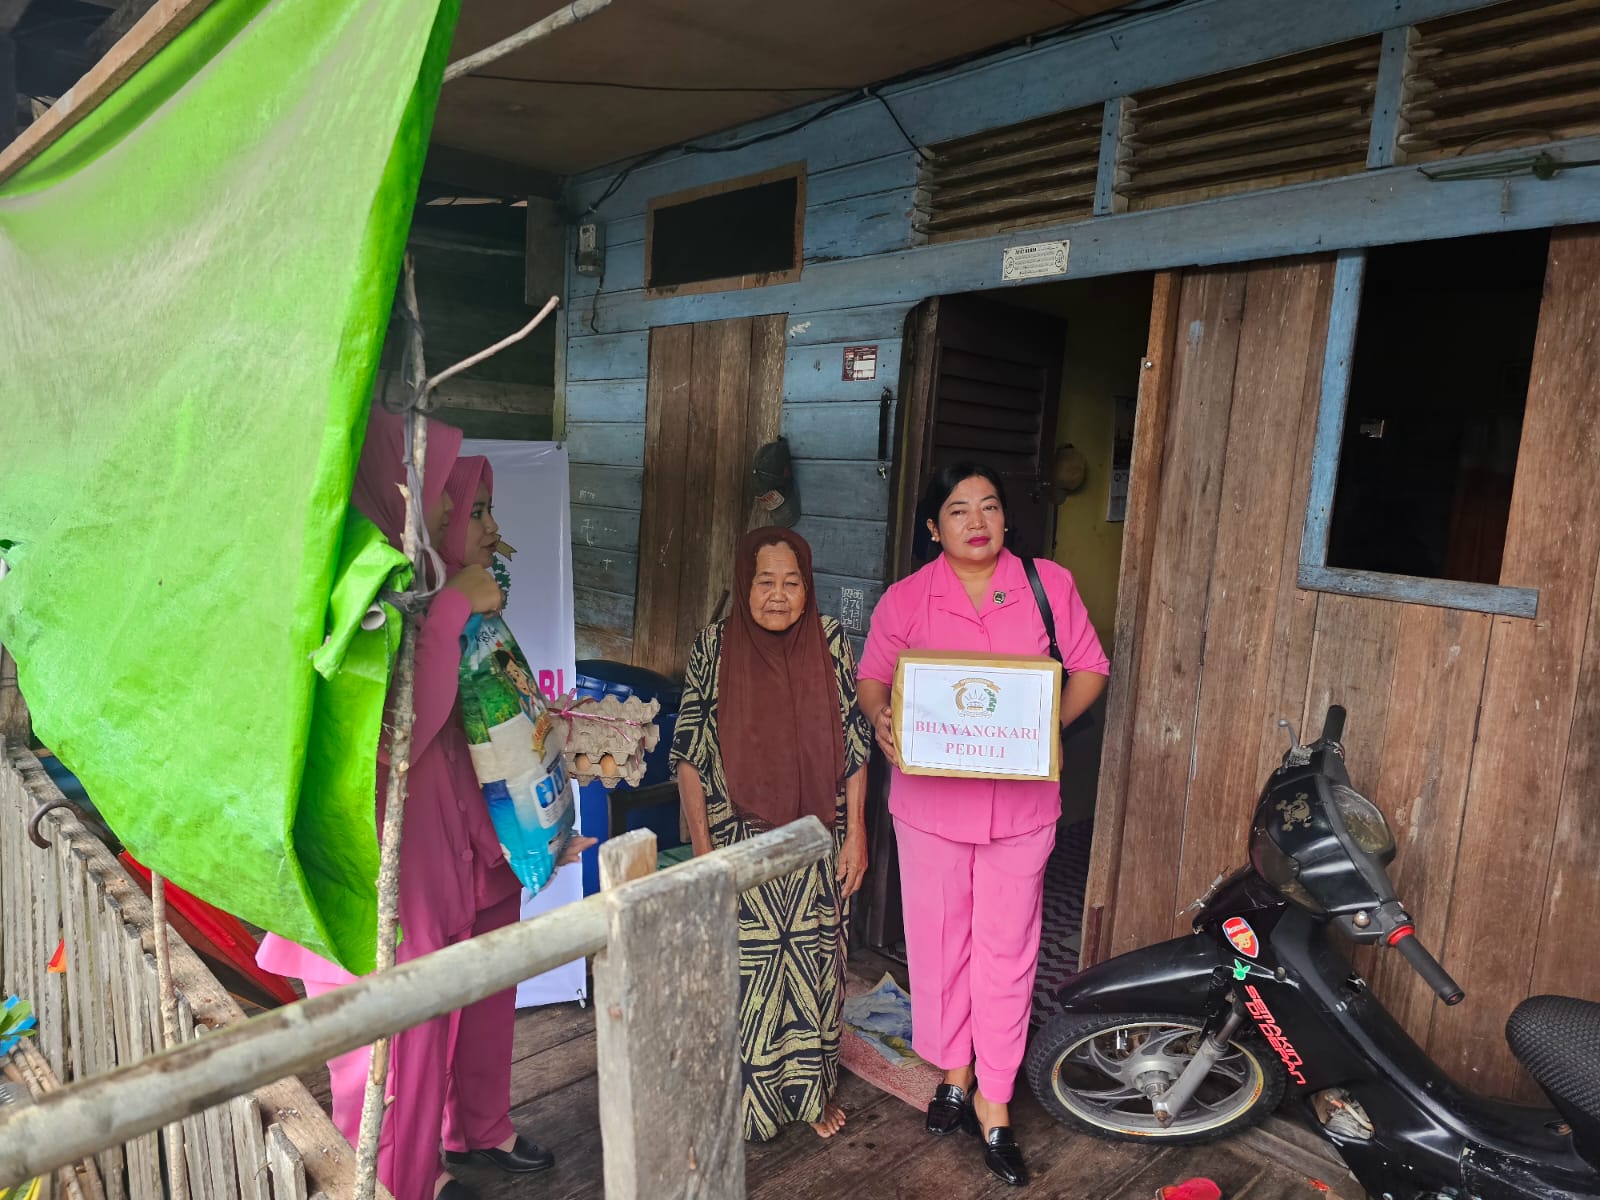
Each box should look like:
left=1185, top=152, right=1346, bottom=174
left=891, top=651, right=1062, bottom=781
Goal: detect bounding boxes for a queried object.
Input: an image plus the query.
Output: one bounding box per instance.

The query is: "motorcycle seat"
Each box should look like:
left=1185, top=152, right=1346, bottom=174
left=1507, top=995, right=1600, bottom=1132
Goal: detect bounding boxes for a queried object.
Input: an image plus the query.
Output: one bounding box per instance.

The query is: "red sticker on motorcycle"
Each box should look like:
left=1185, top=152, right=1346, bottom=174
left=1244, top=984, right=1308, bottom=1085
left=1223, top=917, right=1259, bottom=958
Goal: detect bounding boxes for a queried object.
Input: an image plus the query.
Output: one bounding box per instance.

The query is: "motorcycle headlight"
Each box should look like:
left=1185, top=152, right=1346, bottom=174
left=1251, top=829, right=1325, bottom=913
left=1331, top=785, right=1395, bottom=860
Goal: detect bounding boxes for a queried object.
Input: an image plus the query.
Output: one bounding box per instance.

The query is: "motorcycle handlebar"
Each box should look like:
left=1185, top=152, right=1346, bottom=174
left=1320, top=705, right=1347, bottom=745
left=1390, top=926, right=1464, bottom=1005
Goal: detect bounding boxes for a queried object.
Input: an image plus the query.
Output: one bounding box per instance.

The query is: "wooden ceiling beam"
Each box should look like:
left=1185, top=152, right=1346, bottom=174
left=421, top=142, right=562, bottom=200
left=0, top=0, right=217, bottom=185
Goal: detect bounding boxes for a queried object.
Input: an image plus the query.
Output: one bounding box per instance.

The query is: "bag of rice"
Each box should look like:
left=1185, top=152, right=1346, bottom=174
left=457, top=613, right=574, bottom=894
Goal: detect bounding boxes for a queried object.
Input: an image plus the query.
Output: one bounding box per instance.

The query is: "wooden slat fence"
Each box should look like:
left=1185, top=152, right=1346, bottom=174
left=0, top=738, right=370, bottom=1199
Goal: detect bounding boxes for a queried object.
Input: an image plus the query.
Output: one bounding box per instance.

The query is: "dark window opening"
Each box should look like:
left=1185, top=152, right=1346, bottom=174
left=647, top=171, right=802, bottom=292
left=1326, top=229, right=1549, bottom=586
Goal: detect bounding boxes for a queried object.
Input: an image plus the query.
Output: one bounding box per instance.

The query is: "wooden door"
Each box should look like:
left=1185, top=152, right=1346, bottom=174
left=890, top=296, right=1067, bottom=580
left=632, top=314, right=786, bottom=679
left=863, top=294, right=1067, bottom=950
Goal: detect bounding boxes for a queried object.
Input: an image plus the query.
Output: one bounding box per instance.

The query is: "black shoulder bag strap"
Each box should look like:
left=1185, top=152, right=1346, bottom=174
left=1022, top=556, right=1063, bottom=667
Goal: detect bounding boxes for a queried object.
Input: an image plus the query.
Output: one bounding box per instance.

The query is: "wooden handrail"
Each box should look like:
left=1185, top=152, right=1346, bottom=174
left=0, top=817, right=829, bottom=1190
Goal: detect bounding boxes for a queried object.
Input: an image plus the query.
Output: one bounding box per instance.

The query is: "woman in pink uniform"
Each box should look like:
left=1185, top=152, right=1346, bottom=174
left=857, top=462, right=1109, bottom=1188
left=258, top=410, right=580, bottom=1200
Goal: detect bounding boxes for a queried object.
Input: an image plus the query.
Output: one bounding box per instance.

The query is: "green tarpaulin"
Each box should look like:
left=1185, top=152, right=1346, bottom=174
left=0, top=0, right=459, bottom=973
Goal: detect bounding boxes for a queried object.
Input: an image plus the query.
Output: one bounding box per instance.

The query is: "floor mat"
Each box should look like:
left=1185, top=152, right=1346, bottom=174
left=840, top=971, right=942, bottom=1111
left=1033, top=818, right=1094, bottom=1025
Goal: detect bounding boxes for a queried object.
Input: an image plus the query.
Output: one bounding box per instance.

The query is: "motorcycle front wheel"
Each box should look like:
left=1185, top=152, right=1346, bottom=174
left=1025, top=1012, right=1286, bottom=1144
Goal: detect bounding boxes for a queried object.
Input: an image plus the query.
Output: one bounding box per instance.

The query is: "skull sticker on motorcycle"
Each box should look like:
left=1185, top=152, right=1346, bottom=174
left=1277, top=793, right=1313, bottom=831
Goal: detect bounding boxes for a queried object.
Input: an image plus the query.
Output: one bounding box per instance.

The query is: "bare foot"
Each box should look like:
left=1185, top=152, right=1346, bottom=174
left=809, top=1102, right=848, bottom=1138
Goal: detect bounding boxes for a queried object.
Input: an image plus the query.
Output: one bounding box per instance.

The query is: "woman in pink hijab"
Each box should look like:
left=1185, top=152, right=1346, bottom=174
left=257, top=410, right=569, bottom=1200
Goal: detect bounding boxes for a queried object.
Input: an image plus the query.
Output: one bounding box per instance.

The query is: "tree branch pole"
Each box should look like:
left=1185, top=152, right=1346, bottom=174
left=441, top=0, right=615, bottom=82
left=352, top=257, right=430, bottom=1200
left=151, top=874, right=191, bottom=1200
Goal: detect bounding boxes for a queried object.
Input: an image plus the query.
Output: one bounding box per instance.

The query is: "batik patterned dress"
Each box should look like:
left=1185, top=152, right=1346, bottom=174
left=671, top=615, right=873, bottom=1141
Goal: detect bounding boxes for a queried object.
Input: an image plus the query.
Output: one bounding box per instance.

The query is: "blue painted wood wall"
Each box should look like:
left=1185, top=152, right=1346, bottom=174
left=556, top=0, right=1600, bottom=661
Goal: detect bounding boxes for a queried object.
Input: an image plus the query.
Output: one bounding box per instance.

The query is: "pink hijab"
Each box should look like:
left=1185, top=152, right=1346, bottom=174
left=441, top=456, right=494, bottom=572
left=350, top=405, right=463, bottom=549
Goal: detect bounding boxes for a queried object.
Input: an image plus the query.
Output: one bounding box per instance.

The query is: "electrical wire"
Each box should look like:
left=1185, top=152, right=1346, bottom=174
left=571, top=0, right=1203, bottom=331
left=869, top=87, right=932, bottom=162
left=583, top=89, right=866, bottom=216
left=577, top=0, right=1197, bottom=217
left=464, top=74, right=849, bottom=94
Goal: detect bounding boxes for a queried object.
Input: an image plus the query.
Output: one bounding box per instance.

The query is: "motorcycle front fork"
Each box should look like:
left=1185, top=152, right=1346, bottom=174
left=1151, top=996, right=1247, bottom=1126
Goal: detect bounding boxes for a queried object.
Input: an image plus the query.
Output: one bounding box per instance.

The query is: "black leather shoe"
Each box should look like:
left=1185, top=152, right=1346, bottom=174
left=982, top=1126, right=1029, bottom=1187
left=444, top=1135, right=556, bottom=1174
left=437, top=1180, right=479, bottom=1200
left=925, top=1083, right=970, bottom=1136
left=960, top=1097, right=981, bottom=1137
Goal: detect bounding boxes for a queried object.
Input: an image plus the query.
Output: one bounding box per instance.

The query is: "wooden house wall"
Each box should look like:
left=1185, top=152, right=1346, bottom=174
left=1092, top=229, right=1600, bottom=1101
left=562, top=149, right=918, bottom=659
left=556, top=0, right=1600, bottom=661
left=554, top=0, right=1600, bottom=1100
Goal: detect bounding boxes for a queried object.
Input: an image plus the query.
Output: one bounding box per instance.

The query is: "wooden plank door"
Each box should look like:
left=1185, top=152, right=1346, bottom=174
left=891, top=295, right=1066, bottom=580
left=1084, top=258, right=1337, bottom=965
left=633, top=314, right=786, bottom=678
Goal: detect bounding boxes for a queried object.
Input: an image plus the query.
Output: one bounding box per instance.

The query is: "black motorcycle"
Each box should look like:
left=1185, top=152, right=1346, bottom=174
left=1026, top=705, right=1600, bottom=1200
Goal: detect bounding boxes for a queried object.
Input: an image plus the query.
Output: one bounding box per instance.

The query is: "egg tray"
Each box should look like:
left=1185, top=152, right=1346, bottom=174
left=559, top=695, right=660, bottom=790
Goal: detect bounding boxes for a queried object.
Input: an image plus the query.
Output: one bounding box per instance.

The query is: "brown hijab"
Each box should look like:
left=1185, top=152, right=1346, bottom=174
left=718, top=528, right=847, bottom=829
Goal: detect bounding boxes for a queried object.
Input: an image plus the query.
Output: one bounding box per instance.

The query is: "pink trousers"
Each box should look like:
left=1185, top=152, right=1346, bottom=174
left=306, top=890, right=521, bottom=1200
left=895, top=818, right=1056, bottom=1103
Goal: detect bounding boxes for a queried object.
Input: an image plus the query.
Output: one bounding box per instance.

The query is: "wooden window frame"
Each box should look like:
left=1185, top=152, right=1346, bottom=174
left=1296, top=248, right=1539, bottom=619
left=643, top=163, right=806, bottom=300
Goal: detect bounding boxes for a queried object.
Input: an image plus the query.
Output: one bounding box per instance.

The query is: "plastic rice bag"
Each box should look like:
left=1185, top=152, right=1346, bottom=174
left=457, top=613, right=574, bottom=894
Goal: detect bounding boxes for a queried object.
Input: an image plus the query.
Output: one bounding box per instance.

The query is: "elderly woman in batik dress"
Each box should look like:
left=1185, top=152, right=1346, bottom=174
left=672, top=527, right=873, bottom=1141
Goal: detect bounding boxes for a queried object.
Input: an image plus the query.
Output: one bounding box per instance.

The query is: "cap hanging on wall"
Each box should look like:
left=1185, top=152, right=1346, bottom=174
left=752, top=438, right=801, bottom=528
left=1047, top=443, right=1089, bottom=504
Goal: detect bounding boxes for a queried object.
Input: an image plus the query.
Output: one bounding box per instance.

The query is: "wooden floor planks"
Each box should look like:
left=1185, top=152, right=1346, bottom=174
left=436, top=953, right=1357, bottom=1200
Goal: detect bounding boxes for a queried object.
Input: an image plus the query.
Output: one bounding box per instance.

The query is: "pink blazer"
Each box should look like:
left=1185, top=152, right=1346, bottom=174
left=858, top=550, right=1109, bottom=845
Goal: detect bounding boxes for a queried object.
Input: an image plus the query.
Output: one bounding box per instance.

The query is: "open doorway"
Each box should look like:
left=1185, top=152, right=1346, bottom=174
left=870, top=270, right=1156, bottom=1022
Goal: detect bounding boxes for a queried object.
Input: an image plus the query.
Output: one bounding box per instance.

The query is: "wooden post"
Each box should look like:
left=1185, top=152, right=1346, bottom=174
left=600, top=828, right=658, bottom=891
left=525, top=196, right=565, bottom=310
left=151, top=875, right=191, bottom=1200
left=0, top=817, right=828, bottom=1188
left=0, top=647, right=29, bottom=748
left=1080, top=270, right=1180, bottom=969
left=0, top=33, right=17, bottom=154
left=1094, top=96, right=1133, bottom=216
left=594, top=832, right=744, bottom=1200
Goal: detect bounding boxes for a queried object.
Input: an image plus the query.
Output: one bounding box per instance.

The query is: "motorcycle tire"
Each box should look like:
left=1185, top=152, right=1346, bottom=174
left=1026, top=1011, right=1286, bottom=1144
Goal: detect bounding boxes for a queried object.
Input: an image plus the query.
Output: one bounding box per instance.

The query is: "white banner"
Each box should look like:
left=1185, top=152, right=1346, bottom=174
left=462, top=439, right=586, bottom=1008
